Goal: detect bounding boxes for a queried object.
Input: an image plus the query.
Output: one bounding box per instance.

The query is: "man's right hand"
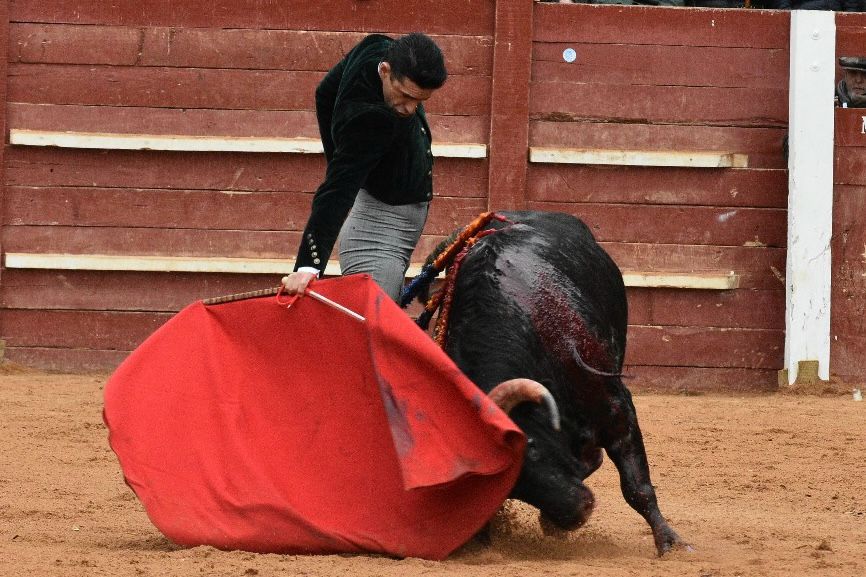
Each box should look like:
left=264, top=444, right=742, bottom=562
left=281, top=271, right=317, bottom=296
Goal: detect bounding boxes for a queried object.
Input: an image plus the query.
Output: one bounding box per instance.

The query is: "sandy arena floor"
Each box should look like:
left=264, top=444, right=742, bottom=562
left=1, top=366, right=864, bottom=577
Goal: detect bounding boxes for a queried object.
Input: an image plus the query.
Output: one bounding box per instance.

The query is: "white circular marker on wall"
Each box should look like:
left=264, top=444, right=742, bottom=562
left=563, top=48, right=577, bottom=63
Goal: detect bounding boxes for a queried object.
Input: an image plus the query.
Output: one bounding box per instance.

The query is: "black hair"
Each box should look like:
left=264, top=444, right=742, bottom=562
left=384, top=33, right=447, bottom=90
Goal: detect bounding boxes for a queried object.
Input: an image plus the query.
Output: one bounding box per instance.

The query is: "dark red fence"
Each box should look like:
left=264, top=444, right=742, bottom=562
left=1, top=1, right=863, bottom=391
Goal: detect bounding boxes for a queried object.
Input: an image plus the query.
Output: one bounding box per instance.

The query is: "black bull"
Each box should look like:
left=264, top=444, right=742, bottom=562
left=432, top=211, right=687, bottom=555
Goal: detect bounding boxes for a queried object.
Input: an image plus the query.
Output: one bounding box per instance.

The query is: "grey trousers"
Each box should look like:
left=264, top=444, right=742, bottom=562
left=338, top=189, right=430, bottom=302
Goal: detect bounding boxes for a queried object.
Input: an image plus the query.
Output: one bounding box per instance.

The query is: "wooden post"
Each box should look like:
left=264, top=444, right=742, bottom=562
left=486, top=0, right=533, bottom=212
left=783, top=10, right=836, bottom=386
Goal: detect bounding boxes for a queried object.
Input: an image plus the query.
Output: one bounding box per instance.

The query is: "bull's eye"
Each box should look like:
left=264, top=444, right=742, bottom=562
left=525, top=437, right=540, bottom=460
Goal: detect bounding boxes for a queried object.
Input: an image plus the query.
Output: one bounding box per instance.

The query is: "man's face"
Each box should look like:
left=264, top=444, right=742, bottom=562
left=378, top=61, right=435, bottom=117
left=847, top=69, right=866, bottom=95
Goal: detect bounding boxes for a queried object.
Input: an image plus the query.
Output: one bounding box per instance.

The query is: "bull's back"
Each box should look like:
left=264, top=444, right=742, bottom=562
left=443, top=211, right=627, bottom=389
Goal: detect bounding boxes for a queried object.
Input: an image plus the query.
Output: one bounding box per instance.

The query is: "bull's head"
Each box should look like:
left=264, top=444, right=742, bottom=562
left=487, top=378, right=596, bottom=532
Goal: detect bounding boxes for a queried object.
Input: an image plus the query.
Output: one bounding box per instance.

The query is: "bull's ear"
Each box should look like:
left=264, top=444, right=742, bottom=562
left=488, top=378, right=561, bottom=431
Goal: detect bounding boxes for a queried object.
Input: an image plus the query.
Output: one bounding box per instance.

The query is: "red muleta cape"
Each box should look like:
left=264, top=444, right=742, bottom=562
left=103, top=274, right=525, bottom=559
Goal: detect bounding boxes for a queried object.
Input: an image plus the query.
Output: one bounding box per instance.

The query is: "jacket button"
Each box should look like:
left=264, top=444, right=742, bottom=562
left=313, top=258, right=321, bottom=265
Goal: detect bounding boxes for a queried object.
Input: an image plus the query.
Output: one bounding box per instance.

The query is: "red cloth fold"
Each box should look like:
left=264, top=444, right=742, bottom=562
left=104, top=274, right=524, bottom=559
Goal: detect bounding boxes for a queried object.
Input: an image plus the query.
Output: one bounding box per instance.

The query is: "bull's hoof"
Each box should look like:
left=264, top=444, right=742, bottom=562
left=657, top=539, right=695, bottom=556
left=654, top=524, right=693, bottom=556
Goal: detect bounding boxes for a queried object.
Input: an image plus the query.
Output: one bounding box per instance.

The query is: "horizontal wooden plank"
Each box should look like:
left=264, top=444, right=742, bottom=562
left=528, top=202, right=787, bottom=247
left=603, top=242, right=786, bottom=291
left=430, top=115, right=490, bottom=145
left=527, top=165, right=789, bottom=209
left=4, top=146, right=329, bottom=190
left=832, top=185, right=866, bottom=238
left=831, top=328, right=866, bottom=377
left=9, top=0, right=495, bottom=36
left=1, top=309, right=172, bottom=349
left=4, top=148, right=489, bottom=197
left=528, top=147, right=748, bottom=168
left=0, top=269, right=432, bottom=320
left=0, top=308, right=782, bottom=368
left=835, top=146, right=866, bottom=186
left=530, top=81, right=787, bottom=127
left=9, top=104, right=490, bottom=144
left=530, top=121, right=786, bottom=169
left=533, top=3, right=790, bottom=49
left=0, top=225, right=450, bottom=264
left=9, top=129, right=488, bottom=158
left=625, top=325, right=784, bottom=369
left=9, top=103, right=323, bottom=138
left=8, top=63, right=320, bottom=109
left=622, top=271, right=738, bottom=290
left=10, top=25, right=493, bottom=76
left=1, top=227, right=298, bottom=260
left=2, top=347, right=129, bottom=373
left=627, top=287, right=785, bottom=330
left=4, top=253, right=740, bottom=292
left=432, top=143, right=487, bottom=159
left=837, top=12, right=866, bottom=55
left=2, top=188, right=311, bottom=230
left=837, top=27, right=866, bottom=60
left=2, top=344, right=785, bottom=384
left=625, top=365, right=778, bottom=394
left=0, top=269, right=284, bottom=312
left=3, top=187, right=488, bottom=234
left=533, top=42, right=787, bottom=89
left=834, top=108, right=866, bottom=148
left=8, top=63, right=491, bottom=116
left=830, top=335, right=866, bottom=383
left=10, top=23, right=142, bottom=65
left=836, top=11, right=866, bottom=26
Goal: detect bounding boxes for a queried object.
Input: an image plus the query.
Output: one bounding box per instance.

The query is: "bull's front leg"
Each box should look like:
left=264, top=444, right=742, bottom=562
left=603, top=396, right=690, bottom=556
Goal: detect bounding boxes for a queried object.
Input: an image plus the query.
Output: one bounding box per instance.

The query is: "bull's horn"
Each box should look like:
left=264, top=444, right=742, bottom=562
left=488, top=378, right=561, bottom=431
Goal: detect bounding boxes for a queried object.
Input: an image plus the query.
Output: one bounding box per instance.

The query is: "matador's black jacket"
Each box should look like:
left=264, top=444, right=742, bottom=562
left=293, top=34, right=434, bottom=272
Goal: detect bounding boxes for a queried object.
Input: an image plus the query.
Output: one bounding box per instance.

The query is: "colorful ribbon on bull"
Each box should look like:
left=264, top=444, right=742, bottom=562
left=400, top=211, right=511, bottom=348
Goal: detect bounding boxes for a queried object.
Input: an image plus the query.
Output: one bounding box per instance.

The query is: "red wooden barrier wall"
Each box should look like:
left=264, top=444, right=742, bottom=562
left=0, top=1, right=860, bottom=392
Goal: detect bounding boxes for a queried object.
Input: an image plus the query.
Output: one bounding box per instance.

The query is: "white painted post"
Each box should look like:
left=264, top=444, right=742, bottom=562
left=785, top=10, right=836, bottom=385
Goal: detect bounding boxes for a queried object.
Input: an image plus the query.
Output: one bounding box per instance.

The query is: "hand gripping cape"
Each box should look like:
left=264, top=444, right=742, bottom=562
left=103, top=274, right=525, bottom=560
